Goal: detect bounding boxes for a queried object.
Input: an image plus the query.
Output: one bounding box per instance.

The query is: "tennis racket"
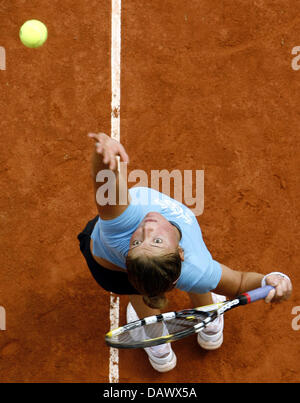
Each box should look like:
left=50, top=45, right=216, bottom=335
left=105, top=285, right=274, bottom=349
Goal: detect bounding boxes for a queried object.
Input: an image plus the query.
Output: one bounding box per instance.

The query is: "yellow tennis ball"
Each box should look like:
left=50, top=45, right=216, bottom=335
left=19, top=20, right=48, bottom=48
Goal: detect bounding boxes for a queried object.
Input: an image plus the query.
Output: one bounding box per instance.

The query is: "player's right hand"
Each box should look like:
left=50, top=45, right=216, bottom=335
left=88, top=132, right=129, bottom=171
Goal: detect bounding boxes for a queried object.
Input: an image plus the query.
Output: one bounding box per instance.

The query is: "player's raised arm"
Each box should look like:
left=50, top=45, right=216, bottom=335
left=88, top=132, right=130, bottom=220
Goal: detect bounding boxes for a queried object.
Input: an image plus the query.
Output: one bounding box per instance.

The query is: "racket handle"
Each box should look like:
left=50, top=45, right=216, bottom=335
left=240, top=285, right=274, bottom=304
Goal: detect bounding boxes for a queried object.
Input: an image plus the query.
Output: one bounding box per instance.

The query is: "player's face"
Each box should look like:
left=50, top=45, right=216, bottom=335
left=128, top=212, right=181, bottom=256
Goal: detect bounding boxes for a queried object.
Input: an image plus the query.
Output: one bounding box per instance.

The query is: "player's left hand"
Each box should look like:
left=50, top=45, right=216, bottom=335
left=265, top=274, right=292, bottom=303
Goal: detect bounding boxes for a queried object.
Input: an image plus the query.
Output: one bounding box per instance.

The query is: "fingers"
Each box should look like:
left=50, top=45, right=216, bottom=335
left=265, top=289, right=276, bottom=304
left=88, top=132, right=97, bottom=140
left=88, top=132, right=106, bottom=142
left=265, top=274, right=292, bottom=303
left=88, top=132, right=129, bottom=167
left=102, top=149, right=109, bottom=164
left=286, top=279, right=293, bottom=299
left=104, top=150, right=117, bottom=170
left=119, top=146, right=130, bottom=164
left=95, top=142, right=103, bottom=154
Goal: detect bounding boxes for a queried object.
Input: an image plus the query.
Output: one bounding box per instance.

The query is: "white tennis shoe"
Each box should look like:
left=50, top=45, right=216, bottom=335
left=126, top=303, right=177, bottom=372
left=197, top=293, right=226, bottom=350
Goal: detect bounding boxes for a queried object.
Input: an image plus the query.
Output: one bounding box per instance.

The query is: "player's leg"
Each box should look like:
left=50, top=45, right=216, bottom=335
left=127, top=295, right=177, bottom=373
left=188, top=291, right=225, bottom=350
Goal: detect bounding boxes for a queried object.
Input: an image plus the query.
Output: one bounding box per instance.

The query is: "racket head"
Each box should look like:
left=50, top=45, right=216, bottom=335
left=105, top=287, right=274, bottom=349
left=105, top=309, right=218, bottom=349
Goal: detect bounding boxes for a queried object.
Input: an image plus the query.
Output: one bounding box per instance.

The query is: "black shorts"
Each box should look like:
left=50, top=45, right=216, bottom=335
left=77, top=216, right=139, bottom=295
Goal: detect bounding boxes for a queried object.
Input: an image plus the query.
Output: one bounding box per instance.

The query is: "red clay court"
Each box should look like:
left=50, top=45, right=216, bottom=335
left=0, top=0, right=299, bottom=383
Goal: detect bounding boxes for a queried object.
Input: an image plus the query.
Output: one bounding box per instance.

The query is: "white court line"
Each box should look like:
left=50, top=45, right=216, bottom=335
left=0, top=46, right=6, bottom=71
left=109, top=0, right=121, bottom=384
left=109, top=294, right=119, bottom=383
left=111, top=0, right=121, bottom=142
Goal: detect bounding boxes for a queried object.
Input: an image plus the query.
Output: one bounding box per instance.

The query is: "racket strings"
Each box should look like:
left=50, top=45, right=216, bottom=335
left=109, top=313, right=209, bottom=347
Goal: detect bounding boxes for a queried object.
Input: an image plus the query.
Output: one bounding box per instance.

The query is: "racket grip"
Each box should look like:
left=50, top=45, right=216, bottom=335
left=240, top=285, right=274, bottom=304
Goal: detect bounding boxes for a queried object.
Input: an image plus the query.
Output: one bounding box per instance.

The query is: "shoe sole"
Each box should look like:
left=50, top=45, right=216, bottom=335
left=148, top=351, right=177, bottom=373
left=197, top=333, right=223, bottom=350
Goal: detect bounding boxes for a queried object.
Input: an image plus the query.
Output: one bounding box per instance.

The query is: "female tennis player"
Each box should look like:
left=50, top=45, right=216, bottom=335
left=78, top=132, right=292, bottom=373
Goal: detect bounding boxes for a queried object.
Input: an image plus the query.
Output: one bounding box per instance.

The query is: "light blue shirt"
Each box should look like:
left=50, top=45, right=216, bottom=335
left=91, top=187, right=222, bottom=293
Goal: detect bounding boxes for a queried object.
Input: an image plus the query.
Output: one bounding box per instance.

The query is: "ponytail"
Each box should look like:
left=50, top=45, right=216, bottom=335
left=143, top=294, right=168, bottom=310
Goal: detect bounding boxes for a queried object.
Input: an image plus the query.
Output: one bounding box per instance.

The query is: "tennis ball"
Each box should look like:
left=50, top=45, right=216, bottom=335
left=19, top=20, right=48, bottom=48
